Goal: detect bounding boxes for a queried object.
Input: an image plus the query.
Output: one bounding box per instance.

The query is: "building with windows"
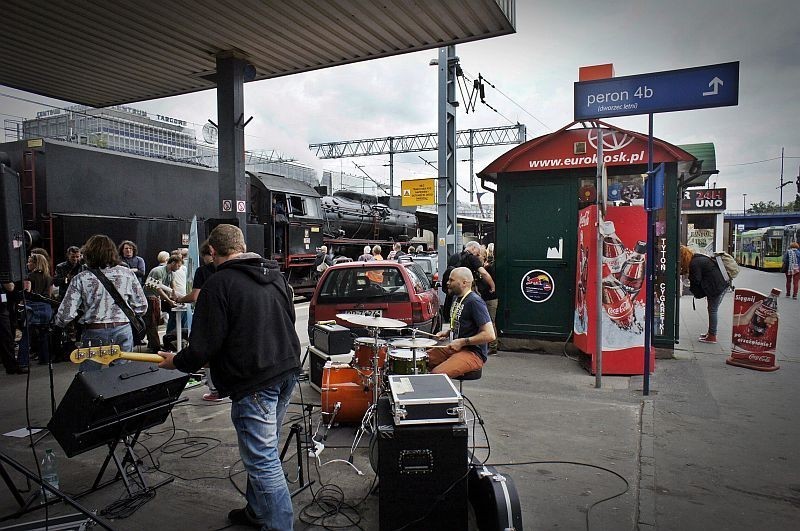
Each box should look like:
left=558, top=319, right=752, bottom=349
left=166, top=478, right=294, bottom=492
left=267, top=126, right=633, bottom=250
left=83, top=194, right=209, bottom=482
left=22, top=104, right=197, bottom=160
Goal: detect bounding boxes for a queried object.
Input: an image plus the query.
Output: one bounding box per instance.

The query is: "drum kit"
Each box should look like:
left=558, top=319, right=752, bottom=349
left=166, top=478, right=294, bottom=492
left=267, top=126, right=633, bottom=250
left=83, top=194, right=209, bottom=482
left=319, top=313, right=440, bottom=445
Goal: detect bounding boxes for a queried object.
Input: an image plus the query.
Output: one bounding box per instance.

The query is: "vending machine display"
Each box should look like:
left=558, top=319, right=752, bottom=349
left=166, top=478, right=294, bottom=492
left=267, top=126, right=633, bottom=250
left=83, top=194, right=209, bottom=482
left=573, top=205, right=655, bottom=374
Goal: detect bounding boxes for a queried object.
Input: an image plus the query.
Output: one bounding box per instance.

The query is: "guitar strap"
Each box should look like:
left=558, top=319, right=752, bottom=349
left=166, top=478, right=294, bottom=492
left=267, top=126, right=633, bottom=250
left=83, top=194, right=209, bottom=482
left=88, top=268, right=140, bottom=327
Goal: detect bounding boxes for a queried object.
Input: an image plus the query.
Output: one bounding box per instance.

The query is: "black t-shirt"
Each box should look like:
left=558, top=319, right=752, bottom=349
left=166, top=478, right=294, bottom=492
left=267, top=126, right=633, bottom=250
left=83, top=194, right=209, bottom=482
left=450, top=291, right=492, bottom=361
left=477, top=262, right=497, bottom=301
left=192, top=263, right=216, bottom=291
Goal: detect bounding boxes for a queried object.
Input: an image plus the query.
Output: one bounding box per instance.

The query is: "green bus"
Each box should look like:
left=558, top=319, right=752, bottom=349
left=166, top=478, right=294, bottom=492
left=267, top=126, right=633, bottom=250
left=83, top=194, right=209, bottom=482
left=737, top=226, right=784, bottom=270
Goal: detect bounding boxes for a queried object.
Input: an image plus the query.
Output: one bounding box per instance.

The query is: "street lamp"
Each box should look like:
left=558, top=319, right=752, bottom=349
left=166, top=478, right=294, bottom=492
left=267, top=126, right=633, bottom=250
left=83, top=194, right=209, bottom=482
left=743, top=193, right=747, bottom=215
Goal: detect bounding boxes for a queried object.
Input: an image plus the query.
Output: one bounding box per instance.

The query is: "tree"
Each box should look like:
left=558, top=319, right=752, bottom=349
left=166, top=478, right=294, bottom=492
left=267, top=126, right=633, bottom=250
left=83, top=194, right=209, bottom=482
left=746, top=200, right=798, bottom=214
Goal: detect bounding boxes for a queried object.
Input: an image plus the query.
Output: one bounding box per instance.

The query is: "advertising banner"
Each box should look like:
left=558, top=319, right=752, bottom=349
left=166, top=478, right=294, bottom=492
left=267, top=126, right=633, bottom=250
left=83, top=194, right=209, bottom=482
left=726, top=288, right=781, bottom=371
left=573, top=205, right=655, bottom=374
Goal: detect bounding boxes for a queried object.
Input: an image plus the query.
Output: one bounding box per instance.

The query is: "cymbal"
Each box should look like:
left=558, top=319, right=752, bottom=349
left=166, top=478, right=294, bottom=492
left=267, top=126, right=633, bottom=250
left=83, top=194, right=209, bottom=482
left=390, top=337, right=438, bottom=348
left=336, top=313, right=406, bottom=328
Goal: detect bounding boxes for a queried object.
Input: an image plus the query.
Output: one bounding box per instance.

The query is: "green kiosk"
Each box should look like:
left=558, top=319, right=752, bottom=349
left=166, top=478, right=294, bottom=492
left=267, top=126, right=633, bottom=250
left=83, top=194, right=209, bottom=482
left=477, top=121, right=698, bottom=350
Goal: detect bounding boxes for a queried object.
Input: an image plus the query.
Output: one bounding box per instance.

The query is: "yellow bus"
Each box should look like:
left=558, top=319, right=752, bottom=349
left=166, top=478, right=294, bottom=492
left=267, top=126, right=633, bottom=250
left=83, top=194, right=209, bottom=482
left=738, top=226, right=784, bottom=270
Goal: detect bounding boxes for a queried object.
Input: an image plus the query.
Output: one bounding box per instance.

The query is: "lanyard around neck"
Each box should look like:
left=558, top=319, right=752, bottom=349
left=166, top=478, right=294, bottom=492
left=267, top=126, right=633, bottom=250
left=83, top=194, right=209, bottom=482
left=450, top=290, right=471, bottom=330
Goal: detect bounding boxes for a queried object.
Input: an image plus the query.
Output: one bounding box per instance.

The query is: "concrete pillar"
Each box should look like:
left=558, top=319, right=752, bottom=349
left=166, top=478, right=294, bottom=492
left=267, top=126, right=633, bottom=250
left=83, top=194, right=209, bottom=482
left=216, top=53, right=250, bottom=236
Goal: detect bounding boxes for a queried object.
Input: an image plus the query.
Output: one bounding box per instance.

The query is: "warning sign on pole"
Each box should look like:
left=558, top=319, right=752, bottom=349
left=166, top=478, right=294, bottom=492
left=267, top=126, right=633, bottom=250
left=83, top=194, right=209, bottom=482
left=401, top=178, right=436, bottom=206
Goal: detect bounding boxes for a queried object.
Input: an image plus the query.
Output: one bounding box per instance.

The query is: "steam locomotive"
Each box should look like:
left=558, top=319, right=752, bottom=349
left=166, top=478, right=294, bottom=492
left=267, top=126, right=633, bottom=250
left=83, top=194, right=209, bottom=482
left=0, top=138, right=418, bottom=295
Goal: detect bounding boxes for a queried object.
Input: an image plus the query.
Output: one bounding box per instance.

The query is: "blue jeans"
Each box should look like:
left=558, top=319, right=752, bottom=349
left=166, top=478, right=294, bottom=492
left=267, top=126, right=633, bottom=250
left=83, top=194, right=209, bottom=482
left=707, top=291, right=725, bottom=336
left=79, top=324, right=133, bottom=372
left=18, top=302, right=52, bottom=366
left=230, top=374, right=296, bottom=531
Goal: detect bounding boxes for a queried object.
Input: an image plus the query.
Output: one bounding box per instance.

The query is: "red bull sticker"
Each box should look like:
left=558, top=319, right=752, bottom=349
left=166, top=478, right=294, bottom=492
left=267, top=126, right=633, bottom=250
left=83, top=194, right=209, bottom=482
left=521, top=269, right=555, bottom=303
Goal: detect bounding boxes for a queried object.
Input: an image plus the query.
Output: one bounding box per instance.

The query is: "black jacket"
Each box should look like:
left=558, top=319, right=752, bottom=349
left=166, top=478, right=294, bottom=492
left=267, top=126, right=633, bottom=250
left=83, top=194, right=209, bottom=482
left=173, top=253, right=300, bottom=400
left=688, top=254, right=728, bottom=299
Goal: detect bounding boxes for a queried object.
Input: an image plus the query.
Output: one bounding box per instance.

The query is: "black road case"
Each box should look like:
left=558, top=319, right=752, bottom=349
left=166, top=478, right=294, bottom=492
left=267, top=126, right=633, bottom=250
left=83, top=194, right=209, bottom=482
left=388, top=373, right=463, bottom=425
left=377, top=396, right=468, bottom=531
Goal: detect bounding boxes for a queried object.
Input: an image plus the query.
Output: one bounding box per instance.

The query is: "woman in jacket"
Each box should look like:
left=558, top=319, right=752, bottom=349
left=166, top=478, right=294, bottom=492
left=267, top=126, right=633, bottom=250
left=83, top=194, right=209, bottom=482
left=18, top=253, right=54, bottom=367
left=780, top=241, right=800, bottom=299
left=680, top=245, right=729, bottom=344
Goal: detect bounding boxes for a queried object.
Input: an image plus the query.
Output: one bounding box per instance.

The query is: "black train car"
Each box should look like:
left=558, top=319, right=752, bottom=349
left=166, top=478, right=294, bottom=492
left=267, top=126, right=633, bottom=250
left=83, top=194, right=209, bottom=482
left=0, top=139, right=325, bottom=294
left=0, top=138, right=218, bottom=272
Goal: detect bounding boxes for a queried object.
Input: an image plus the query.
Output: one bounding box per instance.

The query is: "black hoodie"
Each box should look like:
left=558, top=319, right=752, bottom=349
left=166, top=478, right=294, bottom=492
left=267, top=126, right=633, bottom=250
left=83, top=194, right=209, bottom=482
left=173, top=253, right=300, bottom=400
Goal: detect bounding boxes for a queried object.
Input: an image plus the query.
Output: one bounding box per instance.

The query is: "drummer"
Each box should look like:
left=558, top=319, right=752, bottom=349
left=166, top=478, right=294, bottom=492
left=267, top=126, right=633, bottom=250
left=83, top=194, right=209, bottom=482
left=427, top=267, right=495, bottom=378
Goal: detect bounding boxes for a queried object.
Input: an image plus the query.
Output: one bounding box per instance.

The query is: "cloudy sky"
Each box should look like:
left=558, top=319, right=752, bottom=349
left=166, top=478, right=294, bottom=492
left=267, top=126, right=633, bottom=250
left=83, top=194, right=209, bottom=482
left=2, top=0, right=798, bottom=211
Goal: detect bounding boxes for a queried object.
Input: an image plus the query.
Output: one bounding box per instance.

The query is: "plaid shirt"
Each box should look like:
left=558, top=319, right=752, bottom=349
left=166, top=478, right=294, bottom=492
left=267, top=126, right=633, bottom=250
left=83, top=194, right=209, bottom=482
left=54, top=265, right=147, bottom=326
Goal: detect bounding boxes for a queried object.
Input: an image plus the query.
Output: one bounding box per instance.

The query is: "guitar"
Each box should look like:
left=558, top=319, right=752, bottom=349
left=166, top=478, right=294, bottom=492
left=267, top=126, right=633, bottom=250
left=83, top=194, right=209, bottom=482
left=144, top=276, right=173, bottom=294
left=70, top=345, right=164, bottom=366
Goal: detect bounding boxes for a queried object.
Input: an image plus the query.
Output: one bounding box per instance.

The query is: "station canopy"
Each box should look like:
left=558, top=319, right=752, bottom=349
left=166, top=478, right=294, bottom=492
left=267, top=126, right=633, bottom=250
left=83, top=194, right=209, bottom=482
left=1, top=0, right=515, bottom=108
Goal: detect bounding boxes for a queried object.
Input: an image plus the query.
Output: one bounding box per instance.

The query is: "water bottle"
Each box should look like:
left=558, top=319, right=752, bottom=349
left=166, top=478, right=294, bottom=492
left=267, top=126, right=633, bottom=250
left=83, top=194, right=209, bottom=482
left=40, top=448, right=59, bottom=502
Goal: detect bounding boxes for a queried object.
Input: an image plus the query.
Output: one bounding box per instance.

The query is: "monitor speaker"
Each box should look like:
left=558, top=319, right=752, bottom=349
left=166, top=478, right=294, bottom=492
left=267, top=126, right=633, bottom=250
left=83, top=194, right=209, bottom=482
left=47, top=363, right=189, bottom=457
left=0, top=160, right=25, bottom=282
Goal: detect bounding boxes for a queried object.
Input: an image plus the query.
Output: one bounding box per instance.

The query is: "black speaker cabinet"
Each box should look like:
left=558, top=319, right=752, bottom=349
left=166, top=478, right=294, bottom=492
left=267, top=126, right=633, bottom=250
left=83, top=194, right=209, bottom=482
left=48, top=363, right=189, bottom=457
left=377, top=396, right=468, bottom=531
left=0, top=162, right=25, bottom=283
left=311, top=323, right=353, bottom=355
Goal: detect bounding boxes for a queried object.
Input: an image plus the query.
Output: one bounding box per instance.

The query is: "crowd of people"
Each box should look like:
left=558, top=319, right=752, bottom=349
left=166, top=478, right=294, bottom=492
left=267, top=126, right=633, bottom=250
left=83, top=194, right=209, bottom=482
left=0, top=237, right=199, bottom=375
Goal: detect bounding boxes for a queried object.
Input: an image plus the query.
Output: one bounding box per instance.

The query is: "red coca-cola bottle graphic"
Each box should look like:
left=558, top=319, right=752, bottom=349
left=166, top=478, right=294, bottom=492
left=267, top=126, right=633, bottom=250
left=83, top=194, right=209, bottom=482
left=749, top=288, right=780, bottom=337
left=619, top=240, right=646, bottom=298
left=601, top=221, right=626, bottom=277
left=602, top=263, right=635, bottom=330
left=576, top=244, right=588, bottom=329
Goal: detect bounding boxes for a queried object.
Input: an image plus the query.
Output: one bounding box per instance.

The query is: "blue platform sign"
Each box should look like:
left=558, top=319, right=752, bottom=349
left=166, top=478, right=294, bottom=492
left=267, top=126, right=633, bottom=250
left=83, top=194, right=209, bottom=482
left=574, top=62, right=739, bottom=120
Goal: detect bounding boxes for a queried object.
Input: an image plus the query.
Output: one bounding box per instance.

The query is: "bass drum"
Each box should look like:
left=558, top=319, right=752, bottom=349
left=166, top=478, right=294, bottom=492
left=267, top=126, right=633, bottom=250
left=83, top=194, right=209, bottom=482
left=320, top=362, right=372, bottom=424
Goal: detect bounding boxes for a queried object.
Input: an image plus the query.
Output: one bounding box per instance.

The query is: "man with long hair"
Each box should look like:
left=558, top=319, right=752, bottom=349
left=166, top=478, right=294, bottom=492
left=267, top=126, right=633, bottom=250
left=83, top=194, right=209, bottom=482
left=54, top=235, right=147, bottom=371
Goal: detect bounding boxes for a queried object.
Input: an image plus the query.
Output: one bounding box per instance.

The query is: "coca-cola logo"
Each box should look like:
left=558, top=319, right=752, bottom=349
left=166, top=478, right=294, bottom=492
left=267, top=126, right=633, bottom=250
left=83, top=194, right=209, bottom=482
left=607, top=298, right=633, bottom=318
left=748, top=354, right=773, bottom=364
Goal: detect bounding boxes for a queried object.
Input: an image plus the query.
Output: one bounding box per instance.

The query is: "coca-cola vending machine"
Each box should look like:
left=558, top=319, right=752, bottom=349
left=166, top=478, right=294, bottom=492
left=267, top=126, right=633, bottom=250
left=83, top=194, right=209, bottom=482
left=574, top=205, right=655, bottom=374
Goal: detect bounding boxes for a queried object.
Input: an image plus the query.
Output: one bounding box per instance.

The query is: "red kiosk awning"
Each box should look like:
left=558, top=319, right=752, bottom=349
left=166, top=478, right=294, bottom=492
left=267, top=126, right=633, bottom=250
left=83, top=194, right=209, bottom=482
left=478, top=120, right=696, bottom=181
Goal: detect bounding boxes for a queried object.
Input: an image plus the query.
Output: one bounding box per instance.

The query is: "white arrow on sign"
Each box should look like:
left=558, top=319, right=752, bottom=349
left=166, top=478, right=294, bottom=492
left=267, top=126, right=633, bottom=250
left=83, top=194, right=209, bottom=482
left=702, top=77, right=723, bottom=96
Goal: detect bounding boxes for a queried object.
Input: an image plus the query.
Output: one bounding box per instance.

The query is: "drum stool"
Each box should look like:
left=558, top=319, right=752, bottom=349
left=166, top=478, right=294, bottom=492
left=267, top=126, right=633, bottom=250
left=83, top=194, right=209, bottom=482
left=454, top=367, right=482, bottom=394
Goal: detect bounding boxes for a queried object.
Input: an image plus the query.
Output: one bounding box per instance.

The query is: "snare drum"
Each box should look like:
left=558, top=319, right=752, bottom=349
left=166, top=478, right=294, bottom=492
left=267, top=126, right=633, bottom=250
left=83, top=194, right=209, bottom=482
left=386, top=348, right=428, bottom=375
left=320, top=362, right=372, bottom=424
left=353, top=337, right=388, bottom=370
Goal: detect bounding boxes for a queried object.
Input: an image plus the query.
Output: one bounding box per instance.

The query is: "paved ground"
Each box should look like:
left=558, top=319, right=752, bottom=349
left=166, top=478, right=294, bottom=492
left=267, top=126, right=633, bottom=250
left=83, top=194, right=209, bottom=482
left=0, top=265, right=797, bottom=530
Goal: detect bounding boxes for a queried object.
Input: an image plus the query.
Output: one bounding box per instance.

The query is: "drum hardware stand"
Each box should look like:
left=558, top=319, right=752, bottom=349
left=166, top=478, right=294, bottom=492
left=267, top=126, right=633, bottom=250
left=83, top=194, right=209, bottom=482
left=347, top=324, right=383, bottom=464
left=279, top=422, right=315, bottom=497
left=25, top=314, right=62, bottom=449
left=409, top=328, right=420, bottom=375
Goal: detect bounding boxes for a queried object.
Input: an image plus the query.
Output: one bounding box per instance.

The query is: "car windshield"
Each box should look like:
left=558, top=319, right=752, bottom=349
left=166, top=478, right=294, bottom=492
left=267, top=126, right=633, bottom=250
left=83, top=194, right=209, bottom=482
left=318, top=266, right=410, bottom=302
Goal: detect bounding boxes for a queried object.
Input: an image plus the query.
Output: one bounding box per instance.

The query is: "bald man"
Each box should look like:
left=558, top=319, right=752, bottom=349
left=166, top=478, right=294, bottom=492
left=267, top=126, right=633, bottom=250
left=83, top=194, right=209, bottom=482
left=427, top=267, right=495, bottom=378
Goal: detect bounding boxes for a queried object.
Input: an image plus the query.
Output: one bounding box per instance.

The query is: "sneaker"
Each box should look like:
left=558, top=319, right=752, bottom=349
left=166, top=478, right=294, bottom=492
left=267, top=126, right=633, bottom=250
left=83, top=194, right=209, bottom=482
left=203, top=392, right=224, bottom=402
left=228, top=506, right=262, bottom=528
left=698, top=334, right=717, bottom=344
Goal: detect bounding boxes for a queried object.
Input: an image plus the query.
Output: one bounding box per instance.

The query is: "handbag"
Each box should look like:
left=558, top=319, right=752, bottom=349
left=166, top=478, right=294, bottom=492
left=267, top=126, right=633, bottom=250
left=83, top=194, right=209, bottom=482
left=89, top=268, right=147, bottom=342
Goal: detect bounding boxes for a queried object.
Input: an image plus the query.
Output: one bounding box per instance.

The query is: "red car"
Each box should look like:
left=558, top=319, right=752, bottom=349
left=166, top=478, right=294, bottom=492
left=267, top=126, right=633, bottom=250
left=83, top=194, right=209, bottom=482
left=308, top=260, right=441, bottom=338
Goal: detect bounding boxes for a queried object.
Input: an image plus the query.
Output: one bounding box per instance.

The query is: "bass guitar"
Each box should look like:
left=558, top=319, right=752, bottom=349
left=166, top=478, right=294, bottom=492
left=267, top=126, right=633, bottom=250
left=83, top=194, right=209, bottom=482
left=70, top=345, right=163, bottom=366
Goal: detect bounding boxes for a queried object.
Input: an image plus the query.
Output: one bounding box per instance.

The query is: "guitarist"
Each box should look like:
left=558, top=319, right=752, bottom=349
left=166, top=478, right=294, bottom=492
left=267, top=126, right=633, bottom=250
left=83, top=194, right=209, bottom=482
left=143, top=254, right=183, bottom=352
left=54, top=235, right=147, bottom=372
left=158, top=224, right=300, bottom=530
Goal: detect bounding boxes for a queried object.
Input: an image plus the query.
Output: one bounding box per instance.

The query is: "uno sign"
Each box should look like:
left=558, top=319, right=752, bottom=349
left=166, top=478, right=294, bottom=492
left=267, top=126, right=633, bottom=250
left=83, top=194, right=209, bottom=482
left=682, top=188, right=726, bottom=211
